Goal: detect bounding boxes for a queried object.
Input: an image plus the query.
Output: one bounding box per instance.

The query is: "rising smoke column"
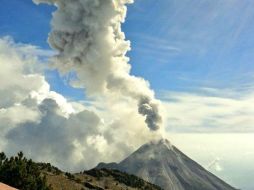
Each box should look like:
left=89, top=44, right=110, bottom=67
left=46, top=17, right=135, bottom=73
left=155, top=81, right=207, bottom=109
left=33, top=0, right=162, bottom=131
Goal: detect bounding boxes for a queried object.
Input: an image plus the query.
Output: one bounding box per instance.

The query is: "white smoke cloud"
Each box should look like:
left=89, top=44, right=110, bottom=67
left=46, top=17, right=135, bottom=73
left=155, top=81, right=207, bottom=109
left=33, top=0, right=163, bottom=131
left=0, top=37, right=159, bottom=171
left=6, top=98, right=102, bottom=170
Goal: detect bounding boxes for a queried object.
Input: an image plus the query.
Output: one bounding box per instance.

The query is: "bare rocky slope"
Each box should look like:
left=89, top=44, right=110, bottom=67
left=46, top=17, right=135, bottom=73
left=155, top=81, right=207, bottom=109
left=96, top=139, right=237, bottom=190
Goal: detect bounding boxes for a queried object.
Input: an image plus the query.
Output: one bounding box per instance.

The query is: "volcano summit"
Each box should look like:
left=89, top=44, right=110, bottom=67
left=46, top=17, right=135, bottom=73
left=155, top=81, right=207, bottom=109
left=96, top=139, right=236, bottom=190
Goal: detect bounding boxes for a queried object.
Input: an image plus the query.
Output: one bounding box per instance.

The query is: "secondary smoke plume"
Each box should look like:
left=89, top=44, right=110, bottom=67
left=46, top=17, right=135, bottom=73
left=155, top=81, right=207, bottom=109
left=33, top=0, right=162, bottom=131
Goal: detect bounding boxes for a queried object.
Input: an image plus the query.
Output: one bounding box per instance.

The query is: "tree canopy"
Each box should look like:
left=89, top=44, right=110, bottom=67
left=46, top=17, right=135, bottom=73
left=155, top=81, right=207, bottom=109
left=0, top=152, right=52, bottom=190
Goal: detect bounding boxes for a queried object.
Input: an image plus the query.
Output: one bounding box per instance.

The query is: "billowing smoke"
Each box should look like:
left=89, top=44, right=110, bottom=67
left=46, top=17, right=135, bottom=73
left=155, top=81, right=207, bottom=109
left=0, top=37, right=160, bottom=171
left=33, top=0, right=162, bottom=131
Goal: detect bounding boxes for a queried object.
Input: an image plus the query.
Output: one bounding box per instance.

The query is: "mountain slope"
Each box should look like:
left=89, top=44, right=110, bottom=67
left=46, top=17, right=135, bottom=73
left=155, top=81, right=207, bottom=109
left=0, top=151, right=163, bottom=190
left=96, top=139, right=237, bottom=190
left=42, top=167, right=162, bottom=190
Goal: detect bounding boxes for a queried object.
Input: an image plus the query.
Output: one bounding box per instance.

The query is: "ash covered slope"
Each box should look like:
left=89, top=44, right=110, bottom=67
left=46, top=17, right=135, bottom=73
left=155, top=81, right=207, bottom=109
left=97, top=139, right=236, bottom=190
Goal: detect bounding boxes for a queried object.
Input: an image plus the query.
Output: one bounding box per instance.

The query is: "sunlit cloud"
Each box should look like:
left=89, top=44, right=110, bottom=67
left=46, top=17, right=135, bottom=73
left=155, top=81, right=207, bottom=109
left=161, top=88, right=254, bottom=133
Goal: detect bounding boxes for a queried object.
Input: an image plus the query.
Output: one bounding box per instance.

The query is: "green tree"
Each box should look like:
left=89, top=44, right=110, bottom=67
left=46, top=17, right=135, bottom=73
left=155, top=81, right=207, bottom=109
left=0, top=151, right=52, bottom=190
left=0, top=152, right=6, bottom=167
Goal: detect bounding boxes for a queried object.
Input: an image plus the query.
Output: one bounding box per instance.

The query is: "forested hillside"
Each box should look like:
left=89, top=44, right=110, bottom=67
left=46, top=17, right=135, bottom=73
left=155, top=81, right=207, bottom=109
left=0, top=152, right=162, bottom=190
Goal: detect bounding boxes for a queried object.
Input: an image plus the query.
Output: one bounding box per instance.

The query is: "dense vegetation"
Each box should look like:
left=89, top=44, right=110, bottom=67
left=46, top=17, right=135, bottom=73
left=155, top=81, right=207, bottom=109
left=0, top=152, right=162, bottom=190
left=37, top=162, right=62, bottom=175
left=0, top=152, right=52, bottom=190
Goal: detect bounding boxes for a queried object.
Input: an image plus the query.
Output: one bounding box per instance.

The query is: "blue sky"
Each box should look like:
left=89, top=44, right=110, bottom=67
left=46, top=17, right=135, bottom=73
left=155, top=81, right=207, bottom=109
left=124, top=0, right=254, bottom=93
left=2, top=0, right=254, bottom=100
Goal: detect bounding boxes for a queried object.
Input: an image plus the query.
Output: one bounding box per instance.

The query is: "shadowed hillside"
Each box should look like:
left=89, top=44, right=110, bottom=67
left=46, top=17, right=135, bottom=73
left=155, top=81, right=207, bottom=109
left=41, top=165, right=162, bottom=190
left=0, top=152, right=162, bottom=190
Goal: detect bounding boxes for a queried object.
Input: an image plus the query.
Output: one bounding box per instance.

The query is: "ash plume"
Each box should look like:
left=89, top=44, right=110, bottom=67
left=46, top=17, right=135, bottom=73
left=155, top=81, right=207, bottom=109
left=33, top=0, right=162, bottom=131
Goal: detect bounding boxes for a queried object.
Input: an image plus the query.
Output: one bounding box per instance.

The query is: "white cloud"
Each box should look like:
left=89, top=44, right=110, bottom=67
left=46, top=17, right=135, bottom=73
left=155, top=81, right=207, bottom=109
left=162, top=89, right=254, bottom=133
left=207, top=157, right=223, bottom=172
left=0, top=37, right=160, bottom=171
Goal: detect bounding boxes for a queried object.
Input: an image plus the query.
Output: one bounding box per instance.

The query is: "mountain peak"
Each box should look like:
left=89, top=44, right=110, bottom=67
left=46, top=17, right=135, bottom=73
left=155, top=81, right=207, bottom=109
left=137, top=138, right=173, bottom=151
left=131, top=138, right=174, bottom=161
left=148, top=138, right=172, bottom=149
left=96, top=138, right=236, bottom=190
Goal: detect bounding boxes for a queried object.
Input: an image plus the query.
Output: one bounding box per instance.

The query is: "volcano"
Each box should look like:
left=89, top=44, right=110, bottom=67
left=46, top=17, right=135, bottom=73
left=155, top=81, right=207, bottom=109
left=96, top=139, right=236, bottom=190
